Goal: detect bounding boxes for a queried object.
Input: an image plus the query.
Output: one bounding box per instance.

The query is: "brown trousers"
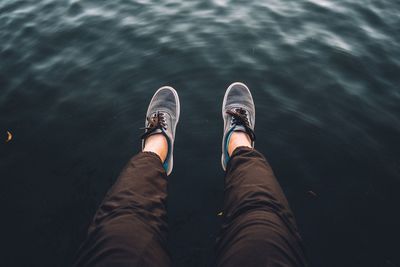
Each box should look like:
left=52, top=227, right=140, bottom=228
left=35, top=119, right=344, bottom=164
left=74, top=147, right=307, bottom=267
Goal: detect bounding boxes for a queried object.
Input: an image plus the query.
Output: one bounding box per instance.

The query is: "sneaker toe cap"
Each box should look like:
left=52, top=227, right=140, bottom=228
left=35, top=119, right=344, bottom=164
left=224, top=83, right=254, bottom=111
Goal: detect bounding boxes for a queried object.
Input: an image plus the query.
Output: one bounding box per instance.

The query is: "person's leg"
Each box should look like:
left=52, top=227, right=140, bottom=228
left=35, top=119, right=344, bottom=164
left=74, top=151, right=170, bottom=267
left=74, top=86, right=180, bottom=267
left=216, top=82, right=307, bottom=266
left=216, top=146, right=308, bottom=267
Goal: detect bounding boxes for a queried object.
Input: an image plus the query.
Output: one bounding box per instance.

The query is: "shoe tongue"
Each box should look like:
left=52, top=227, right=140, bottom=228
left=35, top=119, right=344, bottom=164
left=146, top=128, right=163, bottom=137
left=233, top=125, right=246, bottom=133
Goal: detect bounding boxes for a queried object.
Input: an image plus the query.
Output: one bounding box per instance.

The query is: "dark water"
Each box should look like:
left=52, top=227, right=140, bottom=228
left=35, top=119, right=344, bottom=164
left=1, top=0, right=400, bottom=266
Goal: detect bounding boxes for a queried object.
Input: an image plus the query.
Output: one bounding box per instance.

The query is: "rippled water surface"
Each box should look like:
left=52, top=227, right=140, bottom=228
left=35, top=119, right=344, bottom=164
left=1, top=0, right=400, bottom=266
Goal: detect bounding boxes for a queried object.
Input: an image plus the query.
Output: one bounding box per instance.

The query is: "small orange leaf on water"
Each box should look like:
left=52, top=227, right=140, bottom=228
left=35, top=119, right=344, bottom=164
left=6, top=130, right=12, bottom=143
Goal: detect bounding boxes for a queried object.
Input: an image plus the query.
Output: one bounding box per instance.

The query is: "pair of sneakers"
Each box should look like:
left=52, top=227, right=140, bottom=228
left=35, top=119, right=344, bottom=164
left=141, top=82, right=256, bottom=175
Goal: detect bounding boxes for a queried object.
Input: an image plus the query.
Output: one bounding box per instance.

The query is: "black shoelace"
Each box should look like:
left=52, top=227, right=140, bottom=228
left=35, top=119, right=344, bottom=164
left=226, top=108, right=256, bottom=141
left=141, top=111, right=167, bottom=140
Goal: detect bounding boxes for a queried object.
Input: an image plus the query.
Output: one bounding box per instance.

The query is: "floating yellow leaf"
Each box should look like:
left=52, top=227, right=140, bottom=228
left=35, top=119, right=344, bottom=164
left=6, top=130, right=12, bottom=143
left=217, top=211, right=223, bottom=216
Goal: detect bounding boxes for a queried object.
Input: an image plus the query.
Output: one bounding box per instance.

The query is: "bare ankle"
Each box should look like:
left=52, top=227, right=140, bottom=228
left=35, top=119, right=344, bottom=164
left=143, top=134, right=168, bottom=162
left=228, top=131, right=252, bottom=156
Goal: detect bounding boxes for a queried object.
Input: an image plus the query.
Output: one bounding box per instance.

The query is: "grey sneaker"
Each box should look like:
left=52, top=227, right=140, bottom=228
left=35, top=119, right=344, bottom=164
left=221, top=82, right=256, bottom=171
left=141, top=86, right=180, bottom=176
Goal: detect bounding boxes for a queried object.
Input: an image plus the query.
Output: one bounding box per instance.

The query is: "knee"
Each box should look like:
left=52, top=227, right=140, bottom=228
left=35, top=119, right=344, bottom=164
left=218, top=211, right=304, bottom=266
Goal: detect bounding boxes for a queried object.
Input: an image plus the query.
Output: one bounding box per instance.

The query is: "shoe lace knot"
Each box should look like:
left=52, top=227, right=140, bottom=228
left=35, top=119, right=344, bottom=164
left=140, top=111, right=167, bottom=139
left=226, top=108, right=256, bottom=141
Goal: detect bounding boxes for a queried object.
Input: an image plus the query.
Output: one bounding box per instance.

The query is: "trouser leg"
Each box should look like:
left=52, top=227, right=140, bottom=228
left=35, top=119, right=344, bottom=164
left=74, top=152, right=170, bottom=267
left=215, top=147, right=308, bottom=267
